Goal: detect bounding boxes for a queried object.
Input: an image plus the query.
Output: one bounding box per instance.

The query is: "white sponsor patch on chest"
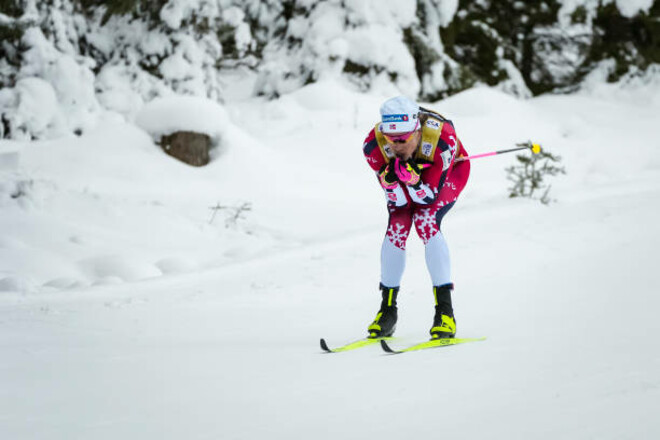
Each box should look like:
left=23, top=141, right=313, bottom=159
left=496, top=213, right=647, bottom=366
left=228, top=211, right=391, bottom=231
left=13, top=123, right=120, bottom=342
left=421, top=142, right=434, bottom=157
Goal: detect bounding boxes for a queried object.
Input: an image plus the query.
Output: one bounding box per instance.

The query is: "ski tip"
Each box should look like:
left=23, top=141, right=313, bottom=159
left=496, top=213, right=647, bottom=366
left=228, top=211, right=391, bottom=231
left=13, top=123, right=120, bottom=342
left=380, top=339, right=399, bottom=354
left=320, top=338, right=332, bottom=353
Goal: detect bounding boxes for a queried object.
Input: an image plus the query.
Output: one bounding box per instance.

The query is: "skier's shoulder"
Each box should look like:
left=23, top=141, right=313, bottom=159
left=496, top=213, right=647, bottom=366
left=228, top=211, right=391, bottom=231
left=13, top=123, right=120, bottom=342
left=362, top=126, right=379, bottom=155
left=419, top=106, right=454, bottom=128
left=420, top=108, right=457, bottom=146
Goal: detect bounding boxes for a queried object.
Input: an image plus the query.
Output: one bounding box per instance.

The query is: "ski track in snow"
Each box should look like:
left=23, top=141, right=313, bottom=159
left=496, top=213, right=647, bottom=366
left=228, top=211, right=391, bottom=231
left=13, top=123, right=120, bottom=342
left=2, top=81, right=660, bottom=439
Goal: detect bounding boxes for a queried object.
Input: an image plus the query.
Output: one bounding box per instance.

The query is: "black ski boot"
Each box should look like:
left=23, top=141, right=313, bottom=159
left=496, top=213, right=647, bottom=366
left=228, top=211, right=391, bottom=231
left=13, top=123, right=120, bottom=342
left=430, top=283, right=456, bottom=339
left=367, top=284, right=399, bottom=338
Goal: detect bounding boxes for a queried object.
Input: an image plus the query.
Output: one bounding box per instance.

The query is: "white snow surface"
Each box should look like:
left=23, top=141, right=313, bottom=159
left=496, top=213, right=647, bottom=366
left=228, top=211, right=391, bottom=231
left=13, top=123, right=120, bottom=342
left=135, top=95, right=230, bottom=139
left=2, top=76, right=660, bottom=439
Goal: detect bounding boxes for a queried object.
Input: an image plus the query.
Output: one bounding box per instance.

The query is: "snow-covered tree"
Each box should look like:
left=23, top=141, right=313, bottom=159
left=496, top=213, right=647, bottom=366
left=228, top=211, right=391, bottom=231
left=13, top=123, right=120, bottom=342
left=1, top=0, right=658, bottom=140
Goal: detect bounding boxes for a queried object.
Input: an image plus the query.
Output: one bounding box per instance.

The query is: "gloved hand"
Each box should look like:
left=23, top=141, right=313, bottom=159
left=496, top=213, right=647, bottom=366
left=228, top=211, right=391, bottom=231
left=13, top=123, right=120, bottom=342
left=378, top=163, right=399, bottom=189
left=393, top=157, right=430, bottom=187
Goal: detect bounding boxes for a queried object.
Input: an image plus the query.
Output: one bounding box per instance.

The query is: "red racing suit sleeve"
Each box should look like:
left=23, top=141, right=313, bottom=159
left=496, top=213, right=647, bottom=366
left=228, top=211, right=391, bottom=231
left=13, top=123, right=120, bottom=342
left=362, top=129, right=386, bottom=173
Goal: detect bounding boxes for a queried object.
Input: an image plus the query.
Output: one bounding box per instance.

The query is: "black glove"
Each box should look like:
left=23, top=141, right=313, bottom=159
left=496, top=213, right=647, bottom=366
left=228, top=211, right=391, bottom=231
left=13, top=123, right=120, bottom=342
left=378, top=162, right=399, bottom=189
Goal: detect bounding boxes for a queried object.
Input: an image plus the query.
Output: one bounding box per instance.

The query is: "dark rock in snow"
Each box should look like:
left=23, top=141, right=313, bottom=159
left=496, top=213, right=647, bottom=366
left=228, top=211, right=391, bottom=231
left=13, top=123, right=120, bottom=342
left=160, top=131, right=211, bottom=167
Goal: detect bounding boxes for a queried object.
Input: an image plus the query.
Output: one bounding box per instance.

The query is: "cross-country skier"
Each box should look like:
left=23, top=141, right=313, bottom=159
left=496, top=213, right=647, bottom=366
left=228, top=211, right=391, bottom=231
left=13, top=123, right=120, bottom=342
left=362, top=96, right=470, bottom=339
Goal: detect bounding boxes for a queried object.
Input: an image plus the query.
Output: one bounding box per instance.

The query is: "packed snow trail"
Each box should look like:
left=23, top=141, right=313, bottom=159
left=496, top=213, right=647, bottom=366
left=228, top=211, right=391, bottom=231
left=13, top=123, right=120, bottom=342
left=3, top=81, right=660, bottom=439
left=2, top=174, right=660, bottom=440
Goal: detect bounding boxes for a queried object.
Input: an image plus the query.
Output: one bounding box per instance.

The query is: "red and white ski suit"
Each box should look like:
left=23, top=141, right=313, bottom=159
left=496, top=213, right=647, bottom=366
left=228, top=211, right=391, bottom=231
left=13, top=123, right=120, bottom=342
left=363, top=113, right=470, bottom=288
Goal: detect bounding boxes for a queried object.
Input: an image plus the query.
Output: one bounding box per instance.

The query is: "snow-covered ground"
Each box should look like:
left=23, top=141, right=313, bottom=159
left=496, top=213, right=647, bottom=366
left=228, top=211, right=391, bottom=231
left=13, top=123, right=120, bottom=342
left=1, top=74, right=660, bottom=439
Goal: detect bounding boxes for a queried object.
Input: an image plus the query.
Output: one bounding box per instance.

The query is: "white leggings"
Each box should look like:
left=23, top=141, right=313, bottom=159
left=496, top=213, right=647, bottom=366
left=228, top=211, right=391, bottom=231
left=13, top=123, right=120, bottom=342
left=380, top=232, right=451, bottom=287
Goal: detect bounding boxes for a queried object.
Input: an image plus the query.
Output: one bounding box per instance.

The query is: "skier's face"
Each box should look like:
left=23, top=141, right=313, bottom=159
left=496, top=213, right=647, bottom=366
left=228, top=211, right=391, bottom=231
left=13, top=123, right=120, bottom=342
left=388, top=129, right=421, bottom=160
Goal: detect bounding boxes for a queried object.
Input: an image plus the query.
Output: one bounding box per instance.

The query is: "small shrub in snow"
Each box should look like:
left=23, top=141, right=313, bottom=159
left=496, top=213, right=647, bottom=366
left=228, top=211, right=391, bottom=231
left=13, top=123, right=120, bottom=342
left=208, top=201, right=252, bottom=228
left=506, top=141, right=566, bottom=204
left=9, top=179, right=34, bottom=200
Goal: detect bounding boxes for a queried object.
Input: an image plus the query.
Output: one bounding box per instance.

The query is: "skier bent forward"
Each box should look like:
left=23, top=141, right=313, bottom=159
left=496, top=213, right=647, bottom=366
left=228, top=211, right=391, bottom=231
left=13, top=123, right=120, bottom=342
left=362, top=96, right=470, bottom=339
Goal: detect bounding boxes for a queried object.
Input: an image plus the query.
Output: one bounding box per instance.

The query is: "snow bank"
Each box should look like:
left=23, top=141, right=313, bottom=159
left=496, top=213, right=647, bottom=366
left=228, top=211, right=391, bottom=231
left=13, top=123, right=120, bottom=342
left=0, top=143, right=20, bottom=171
left=135, top=95, right=230, bottom=140
left=2, top=64, right=660, bottom=297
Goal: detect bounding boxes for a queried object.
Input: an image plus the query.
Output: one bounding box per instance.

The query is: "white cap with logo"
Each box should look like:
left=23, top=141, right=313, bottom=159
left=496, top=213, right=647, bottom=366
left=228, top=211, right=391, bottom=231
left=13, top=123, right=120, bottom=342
left=379, top=96, right=420, bottom=134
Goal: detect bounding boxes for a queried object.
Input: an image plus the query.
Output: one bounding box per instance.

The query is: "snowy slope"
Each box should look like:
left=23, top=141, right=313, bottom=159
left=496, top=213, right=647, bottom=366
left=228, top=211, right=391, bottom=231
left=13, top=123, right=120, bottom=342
left=1, top=76, right=660, bottom=439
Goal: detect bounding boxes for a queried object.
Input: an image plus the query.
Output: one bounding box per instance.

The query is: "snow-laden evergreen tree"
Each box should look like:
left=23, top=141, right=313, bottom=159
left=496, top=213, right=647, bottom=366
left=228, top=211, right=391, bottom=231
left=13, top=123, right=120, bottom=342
left=441, top=0, right=659, bottom=94
left=253, top=0, right=422, bottom=98
left=0, top=0, right=658, bottom=140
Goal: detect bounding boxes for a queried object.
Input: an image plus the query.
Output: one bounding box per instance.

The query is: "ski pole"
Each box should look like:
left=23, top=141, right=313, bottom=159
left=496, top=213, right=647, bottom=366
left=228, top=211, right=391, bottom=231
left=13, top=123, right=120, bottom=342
left=455, top=142, right=541, bottom=162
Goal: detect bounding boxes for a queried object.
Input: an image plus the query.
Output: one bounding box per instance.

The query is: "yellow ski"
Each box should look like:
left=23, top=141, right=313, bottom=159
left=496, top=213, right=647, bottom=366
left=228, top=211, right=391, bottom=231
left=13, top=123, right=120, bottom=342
left=320, top=337, right=393, bottom=353
left=381, top=337, right=486, bottom=354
